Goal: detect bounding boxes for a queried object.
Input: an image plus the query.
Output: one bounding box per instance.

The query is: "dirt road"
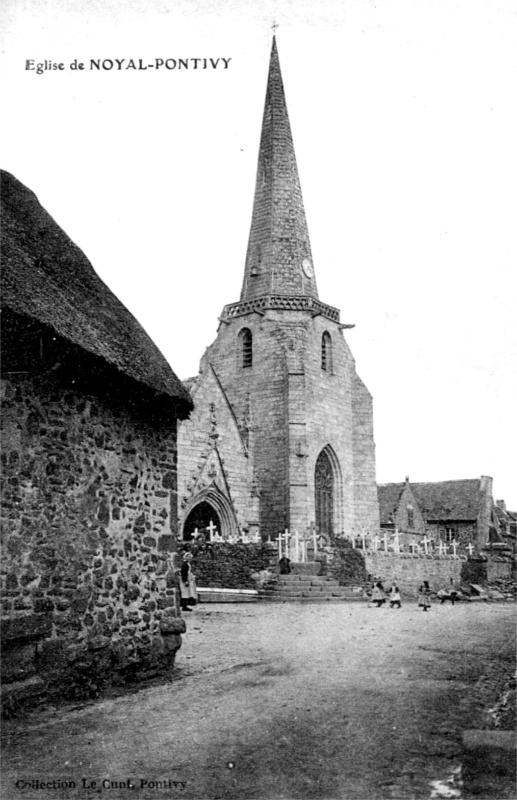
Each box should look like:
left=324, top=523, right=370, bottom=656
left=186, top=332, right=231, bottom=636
left=1, top=602, right=515, bottom=800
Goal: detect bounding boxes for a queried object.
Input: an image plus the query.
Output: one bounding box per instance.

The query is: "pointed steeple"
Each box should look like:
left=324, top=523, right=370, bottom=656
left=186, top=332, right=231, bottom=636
left=240, top=38, right=318, bottom=302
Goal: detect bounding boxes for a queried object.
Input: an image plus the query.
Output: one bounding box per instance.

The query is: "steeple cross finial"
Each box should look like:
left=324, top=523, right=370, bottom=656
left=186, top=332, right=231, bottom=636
left=272, top=19, right=279, bottom=35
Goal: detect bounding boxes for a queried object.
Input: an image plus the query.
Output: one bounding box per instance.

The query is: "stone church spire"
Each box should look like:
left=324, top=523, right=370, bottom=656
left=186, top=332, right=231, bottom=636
left=240, top=37, right=318, bottom=302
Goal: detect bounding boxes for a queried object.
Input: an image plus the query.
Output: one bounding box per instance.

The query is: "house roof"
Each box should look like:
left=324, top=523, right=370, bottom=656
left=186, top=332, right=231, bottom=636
left=494, top=505, right=517, bottom=536
left=410, top=479, right=482, bottom=521
left=378, top=478, right=485, bottom=523
left=1, top=170, right=193, bottom=417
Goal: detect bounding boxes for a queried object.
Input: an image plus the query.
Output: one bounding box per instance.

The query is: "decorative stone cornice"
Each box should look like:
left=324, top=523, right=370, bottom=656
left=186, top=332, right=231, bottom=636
left=221, top=295, right=341, bottom=323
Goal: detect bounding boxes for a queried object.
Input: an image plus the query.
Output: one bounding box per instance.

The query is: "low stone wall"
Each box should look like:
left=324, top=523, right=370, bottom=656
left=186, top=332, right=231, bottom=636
left=487, top=559, right=514, bottom=583
left=364, top=552, right=466, bottom=598
left=324, top=539, right=367, bottom=585
left=179, top=542, right=276, bottom=590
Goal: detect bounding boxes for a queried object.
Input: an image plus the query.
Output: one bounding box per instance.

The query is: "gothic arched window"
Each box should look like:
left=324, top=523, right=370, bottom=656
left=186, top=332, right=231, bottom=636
left=407, top=504, right=414, bottom=529
left=321, top=331, right=332, bottom=372
left=239, top=328, right=253, bottom=368
left=315, top=449, right=334, bottom=537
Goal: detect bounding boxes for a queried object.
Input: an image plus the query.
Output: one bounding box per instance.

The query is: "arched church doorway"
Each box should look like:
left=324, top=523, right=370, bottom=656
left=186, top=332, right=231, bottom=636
left=183, top=501, right=220, bottom=541
left=315, top=449, right=334, bottom=537
left=180, top=485, right=240, bottom=541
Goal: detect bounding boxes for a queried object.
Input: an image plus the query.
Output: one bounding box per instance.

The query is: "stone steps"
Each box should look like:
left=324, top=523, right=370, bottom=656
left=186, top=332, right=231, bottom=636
left=275, top=578, right=337, bottom=586
left=259, top=594, right=366, bottom=603
left=259, top=575, right=367, bottom=603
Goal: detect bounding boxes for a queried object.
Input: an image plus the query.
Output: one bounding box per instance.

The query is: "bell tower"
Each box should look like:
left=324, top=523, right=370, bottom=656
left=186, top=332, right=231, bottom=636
left=200, top=38, right=380, bottom=541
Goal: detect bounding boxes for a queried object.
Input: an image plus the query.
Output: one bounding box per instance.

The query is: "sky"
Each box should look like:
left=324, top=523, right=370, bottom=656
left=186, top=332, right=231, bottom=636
left=1, top=0, right=516, bottom=508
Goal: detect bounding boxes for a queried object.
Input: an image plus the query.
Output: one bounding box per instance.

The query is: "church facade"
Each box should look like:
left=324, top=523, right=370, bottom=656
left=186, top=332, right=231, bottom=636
left=178, top=39, right=380, bottom=544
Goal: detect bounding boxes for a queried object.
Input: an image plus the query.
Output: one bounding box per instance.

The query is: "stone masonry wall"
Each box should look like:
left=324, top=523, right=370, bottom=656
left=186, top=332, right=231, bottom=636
left=177, top=364, right=258, bottom=538
left=301, top=314, right=355, bottom=537
left=178, top=542, right=274, bottom=590
left=351, top=373, right=381, bottom=535
left=426, top=522, right=477, bottom=550
left=205, top=309, right=379, bottom=541
left=486, top=559, right=514, bottom=582
left=364, top=552, right=465, bottom=598
left=1, top=373, right=185, bottom=710
left=206, top=316, right=290, bottom=539
left=392, top=482, right=427, bottom=536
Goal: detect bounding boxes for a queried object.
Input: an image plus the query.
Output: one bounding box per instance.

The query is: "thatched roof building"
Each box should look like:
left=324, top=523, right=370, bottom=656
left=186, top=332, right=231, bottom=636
left=1, top=170, right=192, bottom=418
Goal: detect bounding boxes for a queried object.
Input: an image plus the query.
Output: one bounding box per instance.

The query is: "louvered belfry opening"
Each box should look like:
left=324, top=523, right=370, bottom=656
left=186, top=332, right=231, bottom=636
left=241, top=328, right=252, bottom=368
left=321, top=331, right=332, bottom=372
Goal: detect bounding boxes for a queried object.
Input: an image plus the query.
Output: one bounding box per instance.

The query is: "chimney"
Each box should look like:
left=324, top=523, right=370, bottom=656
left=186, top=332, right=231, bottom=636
left=496, top=499, right=506, bottom=512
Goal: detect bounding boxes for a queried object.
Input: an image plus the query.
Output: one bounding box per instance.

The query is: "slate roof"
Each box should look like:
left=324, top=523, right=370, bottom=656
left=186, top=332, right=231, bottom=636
left=1, top=170, right=193, bottom=418
left=410, top=480, right=482, bottom=521
left=378, top=479, right=485, bottom=523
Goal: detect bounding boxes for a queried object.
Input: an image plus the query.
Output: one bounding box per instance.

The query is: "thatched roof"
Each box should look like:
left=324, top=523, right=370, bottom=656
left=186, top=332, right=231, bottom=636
left=1, top=170, right=192, bottom=418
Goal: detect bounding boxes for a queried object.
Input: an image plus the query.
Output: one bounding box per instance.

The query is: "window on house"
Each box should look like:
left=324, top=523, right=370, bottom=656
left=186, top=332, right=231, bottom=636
left=239, top=328, right=252, bottom=368
left=444, top=526, right=458, bottom=542
left=407, top=504, right=414, bottom=529
left=321, top=332, right=332, bottom=372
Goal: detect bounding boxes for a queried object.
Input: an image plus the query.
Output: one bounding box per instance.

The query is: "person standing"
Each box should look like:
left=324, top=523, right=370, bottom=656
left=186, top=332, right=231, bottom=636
left=418, top=580, right=432, bottom=611
left=371, top=581, right=386, bottom=607
left=279, top=555, right=292, bottom=575
left=179, top=552, right=198, bottom=611
left=388, top=584, right=402, bottom=608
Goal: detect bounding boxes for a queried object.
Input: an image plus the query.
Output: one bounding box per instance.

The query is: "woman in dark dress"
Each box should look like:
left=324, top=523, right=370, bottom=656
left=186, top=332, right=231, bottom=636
left=179, top=553, right=198, bottom=611
left=279, top=555, right=291, bottom=575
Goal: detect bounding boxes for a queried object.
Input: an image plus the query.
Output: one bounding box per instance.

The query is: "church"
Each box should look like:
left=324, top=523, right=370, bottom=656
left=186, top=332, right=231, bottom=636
left=177, top=39, right=380, bottom=544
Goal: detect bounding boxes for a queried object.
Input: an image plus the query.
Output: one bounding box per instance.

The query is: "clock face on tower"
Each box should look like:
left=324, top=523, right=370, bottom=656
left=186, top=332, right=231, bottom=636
left=302, top=258, right=313, bottom=278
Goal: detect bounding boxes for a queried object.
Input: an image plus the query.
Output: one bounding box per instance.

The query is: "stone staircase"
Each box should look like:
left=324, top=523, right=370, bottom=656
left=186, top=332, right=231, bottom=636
left=259, top=573, right=367, bottom=603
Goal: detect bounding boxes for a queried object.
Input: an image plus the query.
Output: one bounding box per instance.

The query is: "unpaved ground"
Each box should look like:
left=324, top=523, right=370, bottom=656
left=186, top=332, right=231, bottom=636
left=1, top=602, right=515, bottom=800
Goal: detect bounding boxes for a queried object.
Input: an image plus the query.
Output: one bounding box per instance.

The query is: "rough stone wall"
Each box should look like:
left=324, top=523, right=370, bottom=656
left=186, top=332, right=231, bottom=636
left=364, top=553, right=465, bottom=597
left=1, top=372, right=184, bottom=708
left=326, top=540, right=368, bottom=585
left=425, top=522, right=477, bottom=551
left=178, top=542, right=274, bottom=589
left=486, top=559, right=514, bottom=582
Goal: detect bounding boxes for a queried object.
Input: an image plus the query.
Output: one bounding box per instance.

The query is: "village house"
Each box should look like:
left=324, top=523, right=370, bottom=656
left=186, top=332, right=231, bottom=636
left=378, top=476, right=505, bottom=555
left=0, top=170, right=193, bottom=710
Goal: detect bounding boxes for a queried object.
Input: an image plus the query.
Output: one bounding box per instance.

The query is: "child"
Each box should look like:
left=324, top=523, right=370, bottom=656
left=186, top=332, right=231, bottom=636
left=371, top=581, right=386, bottom=607
left=418, top=580, right=431, bottom=611
left=389, top=584, right=402, bottom=608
